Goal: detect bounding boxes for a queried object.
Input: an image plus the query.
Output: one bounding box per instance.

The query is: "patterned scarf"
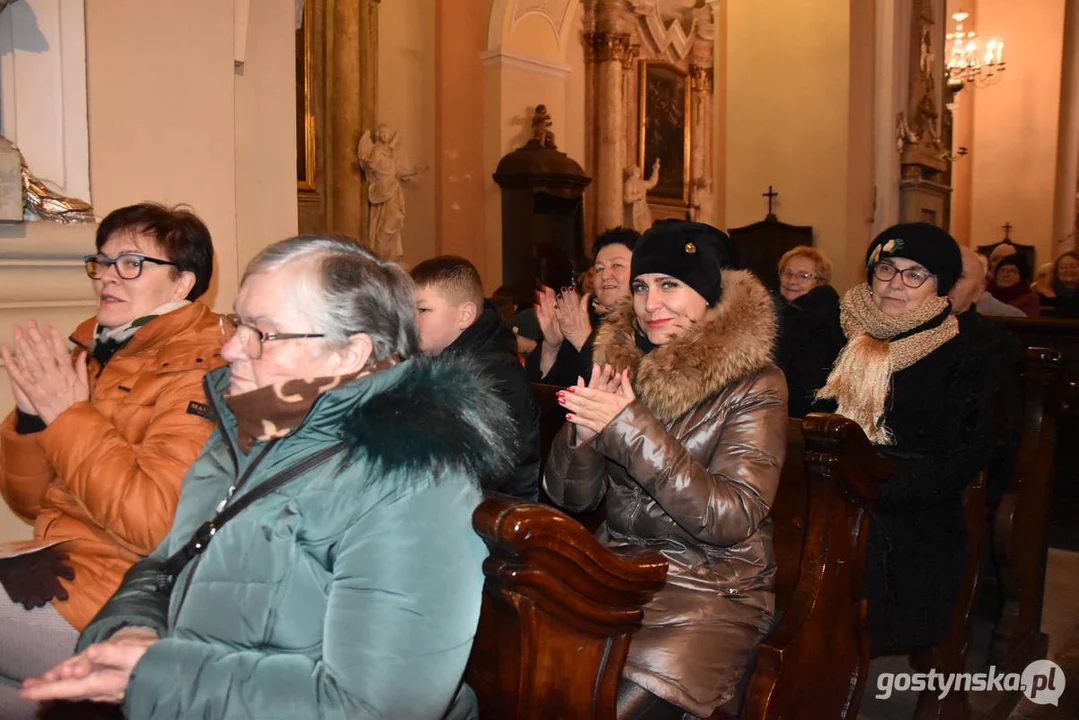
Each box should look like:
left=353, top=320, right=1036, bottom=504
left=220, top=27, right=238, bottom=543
left=91, top=300, right=191, bottom=368
left=817, top=284, right=958, bottom=445
left=224, top=362, right=393, bottom=453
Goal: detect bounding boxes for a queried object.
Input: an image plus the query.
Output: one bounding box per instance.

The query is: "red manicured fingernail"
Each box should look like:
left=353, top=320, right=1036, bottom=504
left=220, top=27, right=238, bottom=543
left=557, top=397, right=566, bottom=405
left=567, top=387, right=576, bottom=393
left=566, top=414, right=573, bottom=420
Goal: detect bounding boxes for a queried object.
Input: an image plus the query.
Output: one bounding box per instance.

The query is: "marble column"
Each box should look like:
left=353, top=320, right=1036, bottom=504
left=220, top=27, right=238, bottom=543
left=587, top=31, right=635, bottom=233
left=1054, top=0, right=1079, bottom=252
left=329, top=0, right=379, bottom=240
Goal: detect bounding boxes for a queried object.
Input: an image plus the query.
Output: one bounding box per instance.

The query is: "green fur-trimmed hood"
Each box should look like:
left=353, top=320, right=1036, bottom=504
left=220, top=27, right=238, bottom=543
left=341, top=354, right=517, bottom=487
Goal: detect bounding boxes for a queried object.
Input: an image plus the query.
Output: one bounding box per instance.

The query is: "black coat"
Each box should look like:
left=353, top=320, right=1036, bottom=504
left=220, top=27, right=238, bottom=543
left=525, top=303, right=604, bottom=388
left=816, top=325, right=994, bottom=654
left=774, top=286, right=846, bottom=418
left=446, top=301, right=541, bottom=499
left=957, top=309, right=1024, bottom=506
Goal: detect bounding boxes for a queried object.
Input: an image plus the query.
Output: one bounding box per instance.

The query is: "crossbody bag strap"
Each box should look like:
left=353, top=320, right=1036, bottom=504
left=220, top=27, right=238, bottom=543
left=155, top=441, right=346, bottom=592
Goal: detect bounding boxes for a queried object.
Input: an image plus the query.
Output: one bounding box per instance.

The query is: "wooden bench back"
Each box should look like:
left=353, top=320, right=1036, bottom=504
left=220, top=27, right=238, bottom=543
left=734, top=413, right=890, bottom=720
left=466, top=495, right=668, bottom=720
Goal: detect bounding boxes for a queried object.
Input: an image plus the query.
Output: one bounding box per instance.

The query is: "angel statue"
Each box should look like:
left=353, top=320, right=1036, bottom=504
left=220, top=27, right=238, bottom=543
left=623, top=158, right=660, bottom=232
left=357, top=124, right=424, bottom=262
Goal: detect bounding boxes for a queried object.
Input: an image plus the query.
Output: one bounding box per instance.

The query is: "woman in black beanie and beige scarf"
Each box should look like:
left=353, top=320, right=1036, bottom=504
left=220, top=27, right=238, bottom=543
left=816, top=222, right=994, bottom=655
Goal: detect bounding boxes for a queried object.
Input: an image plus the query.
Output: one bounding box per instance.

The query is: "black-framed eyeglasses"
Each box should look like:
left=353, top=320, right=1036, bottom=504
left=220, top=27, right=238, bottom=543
left=220, top=314, right=326, bottom=360
left=780, top=270, right=818, bottom=283
left=872, top=262, right=935, bottom=289
left=83, top=253, right=179, bottom=280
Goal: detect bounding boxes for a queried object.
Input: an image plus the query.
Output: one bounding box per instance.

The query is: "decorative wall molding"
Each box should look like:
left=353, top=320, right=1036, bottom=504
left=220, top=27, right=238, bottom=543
left=511, top=0, right=574, bottom=40
left=480, top=47, right=572, bottom=77
left=628, top=1, right=697, bottom=61
left=0, top=0, right=90, bottom=205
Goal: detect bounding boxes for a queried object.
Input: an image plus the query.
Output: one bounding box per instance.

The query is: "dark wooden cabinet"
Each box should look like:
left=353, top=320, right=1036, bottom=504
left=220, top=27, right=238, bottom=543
left=494, top=140, right=591, bottom=296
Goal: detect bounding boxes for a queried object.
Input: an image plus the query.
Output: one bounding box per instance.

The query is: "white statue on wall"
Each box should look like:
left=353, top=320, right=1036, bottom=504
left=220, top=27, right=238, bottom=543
left=690, top=177, right=714, bottom=224
left=357, top=124, right=424, bottom=262
left=623, top=158, right=660, bottom=232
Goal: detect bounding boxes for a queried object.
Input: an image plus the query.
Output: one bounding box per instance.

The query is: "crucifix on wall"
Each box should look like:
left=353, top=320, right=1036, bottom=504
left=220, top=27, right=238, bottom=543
left=763, top=186, right=779, bottom=220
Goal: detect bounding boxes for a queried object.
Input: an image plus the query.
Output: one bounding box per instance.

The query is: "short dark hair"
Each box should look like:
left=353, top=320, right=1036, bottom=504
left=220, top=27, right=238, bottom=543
left=95, top=203, right=214, bottom=301
left=592, top=226, right=640, bottom=261
left=410, top=256, right=485, bottom=308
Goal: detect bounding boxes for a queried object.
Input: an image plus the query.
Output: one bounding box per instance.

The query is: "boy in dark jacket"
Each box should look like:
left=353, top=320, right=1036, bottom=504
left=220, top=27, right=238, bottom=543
left=412, top=256, right=541, bottom=499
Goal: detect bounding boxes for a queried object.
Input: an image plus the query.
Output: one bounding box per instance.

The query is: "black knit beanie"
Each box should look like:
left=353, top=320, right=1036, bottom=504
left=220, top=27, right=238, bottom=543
left=631, top=219, right=731, bottom=306
left=865, top=222, right=962, bottom=296
left=994, top=253, right=1032, bottom=284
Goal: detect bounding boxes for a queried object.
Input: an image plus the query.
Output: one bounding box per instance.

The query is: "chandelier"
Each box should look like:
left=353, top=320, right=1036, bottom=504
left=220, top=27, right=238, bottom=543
left=945, top=9, right=1005, bottom=91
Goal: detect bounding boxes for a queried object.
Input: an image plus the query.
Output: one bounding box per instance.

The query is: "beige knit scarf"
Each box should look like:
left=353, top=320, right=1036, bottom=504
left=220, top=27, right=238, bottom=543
left=816, top=283, right=958, bottom=445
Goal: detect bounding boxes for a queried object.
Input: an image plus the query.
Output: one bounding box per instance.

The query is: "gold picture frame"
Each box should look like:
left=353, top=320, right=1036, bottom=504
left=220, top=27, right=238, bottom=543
left=638, top=60, right=691, bottom=206
left=296, top=0, right=316, bottom=192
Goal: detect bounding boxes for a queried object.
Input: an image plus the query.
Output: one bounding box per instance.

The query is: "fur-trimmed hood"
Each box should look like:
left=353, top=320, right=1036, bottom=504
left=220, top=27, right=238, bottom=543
left=593, top=269, right=777, bottom=422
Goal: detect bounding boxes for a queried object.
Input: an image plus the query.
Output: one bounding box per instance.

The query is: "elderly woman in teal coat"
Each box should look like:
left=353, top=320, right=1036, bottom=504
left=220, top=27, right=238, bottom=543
left=20, top=236, right=513, bottom=719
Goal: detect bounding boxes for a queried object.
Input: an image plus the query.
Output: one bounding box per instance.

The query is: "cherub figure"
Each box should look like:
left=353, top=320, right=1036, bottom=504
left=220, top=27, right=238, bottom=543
left=531, top=104, right=557, bottom=149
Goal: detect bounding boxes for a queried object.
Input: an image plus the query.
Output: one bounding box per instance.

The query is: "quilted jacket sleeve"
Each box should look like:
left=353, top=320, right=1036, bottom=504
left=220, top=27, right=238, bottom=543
left=109, top=478, right=486, bottom=720
left=542, top=421, right=611, bottom=512
left=32, top=369, right=216, bottom=554
left=594, top=366, right=788, bottom=546
left=0, top=409, right=57, bottom=520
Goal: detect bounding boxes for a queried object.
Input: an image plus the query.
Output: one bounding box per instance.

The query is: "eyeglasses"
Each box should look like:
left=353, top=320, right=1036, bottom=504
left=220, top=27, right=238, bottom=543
left=780, top=270, right=818, bottom=283
left=872, top=262, right=934, bottom=289
left=83, top=253, right=179, bottom=280
left=219, top=314, right=326, bottom=360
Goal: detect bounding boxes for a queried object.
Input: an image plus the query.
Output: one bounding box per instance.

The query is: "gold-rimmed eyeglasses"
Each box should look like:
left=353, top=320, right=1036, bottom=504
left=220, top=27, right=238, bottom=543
left=219, top=314, right=326, bottom=360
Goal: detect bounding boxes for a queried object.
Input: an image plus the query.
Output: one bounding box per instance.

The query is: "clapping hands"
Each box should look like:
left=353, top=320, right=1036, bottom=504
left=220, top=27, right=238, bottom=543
left=558, top=363, right=635, bottom=443
left=0, top=320, right=89, bottom=424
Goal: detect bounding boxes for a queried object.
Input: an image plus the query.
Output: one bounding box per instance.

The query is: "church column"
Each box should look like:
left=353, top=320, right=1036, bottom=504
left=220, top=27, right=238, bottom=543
left=328, top=0, right=379, bottom=240
left=1054, top=0, right=1079, bottom=252
left=587, top=30, right=634, bottom=233
left=689, top=8, right=715, bottom=194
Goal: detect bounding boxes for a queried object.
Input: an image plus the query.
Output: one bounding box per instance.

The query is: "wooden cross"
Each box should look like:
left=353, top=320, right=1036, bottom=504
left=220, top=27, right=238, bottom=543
left=1002, top=222, right=1013, bottom=240
left=763, top=186, right=779, bottom=217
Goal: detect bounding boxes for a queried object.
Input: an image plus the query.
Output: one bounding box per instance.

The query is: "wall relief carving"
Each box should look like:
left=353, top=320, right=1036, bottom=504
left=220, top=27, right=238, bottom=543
left=512, top=0, right=574, bottom=38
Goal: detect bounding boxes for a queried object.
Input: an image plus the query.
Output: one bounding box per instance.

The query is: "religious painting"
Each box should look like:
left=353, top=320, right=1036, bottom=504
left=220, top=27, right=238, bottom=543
left=638, top=61, right=691, bottom=206
left=296, top=0, right=316, bottom=191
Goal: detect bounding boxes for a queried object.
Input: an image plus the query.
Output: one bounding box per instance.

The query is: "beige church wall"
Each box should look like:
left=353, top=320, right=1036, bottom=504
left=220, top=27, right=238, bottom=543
left=234, top=0, right=300, bottom=274
left=0, top=0, right=297, bottom=542
left=725, top=0, right=865, bottom=290
left=1053, top=0, right=1079, bottom=253
left=436, top=0, right=489, bottom=277
left=966, top=0, right=1066, bottom=264
left=379, top=0, right=437, bottom=268
left=480, top=0, right=583, bottom=291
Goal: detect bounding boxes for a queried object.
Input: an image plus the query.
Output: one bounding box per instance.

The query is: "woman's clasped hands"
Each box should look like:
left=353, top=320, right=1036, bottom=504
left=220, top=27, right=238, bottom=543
left=559, top=363, right=636, bottom=442
left=20, top=627, right=159, bottom=704
left=0, top=320, right=89, bottom=424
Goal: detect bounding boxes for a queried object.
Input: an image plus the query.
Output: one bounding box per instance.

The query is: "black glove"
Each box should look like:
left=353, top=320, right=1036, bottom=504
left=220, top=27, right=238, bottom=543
left=0, top=547, right=75, bottom=610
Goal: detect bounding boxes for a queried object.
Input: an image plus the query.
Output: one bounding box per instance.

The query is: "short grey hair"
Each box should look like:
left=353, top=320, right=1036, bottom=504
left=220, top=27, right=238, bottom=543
left=244, top=235, right=418, bottom=364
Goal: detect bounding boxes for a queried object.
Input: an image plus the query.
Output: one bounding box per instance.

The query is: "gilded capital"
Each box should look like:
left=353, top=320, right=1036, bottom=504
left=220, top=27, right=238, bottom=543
left=585, top=31, right=634, bottom=63
left=689, top=65, right=713, bottom=93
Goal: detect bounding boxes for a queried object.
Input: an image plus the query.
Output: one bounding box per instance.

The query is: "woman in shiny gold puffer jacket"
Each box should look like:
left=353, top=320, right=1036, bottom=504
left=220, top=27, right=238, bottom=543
left=545, top=220, right=788, bottom=720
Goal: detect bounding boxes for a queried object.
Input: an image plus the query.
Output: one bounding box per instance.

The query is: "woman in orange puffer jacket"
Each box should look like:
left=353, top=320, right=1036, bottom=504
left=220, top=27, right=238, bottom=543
left=0, top=203, right=225, bottom=720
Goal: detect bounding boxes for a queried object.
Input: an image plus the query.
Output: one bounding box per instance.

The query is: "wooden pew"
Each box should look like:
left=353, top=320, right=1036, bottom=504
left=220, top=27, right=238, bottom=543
left=721, top=414, right=890, bottom=720
left=467, top=402, right=890, bottom=719
left=466, top=494, right=668, bottom=720
left=967, top=348, right=1065, bottom=720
